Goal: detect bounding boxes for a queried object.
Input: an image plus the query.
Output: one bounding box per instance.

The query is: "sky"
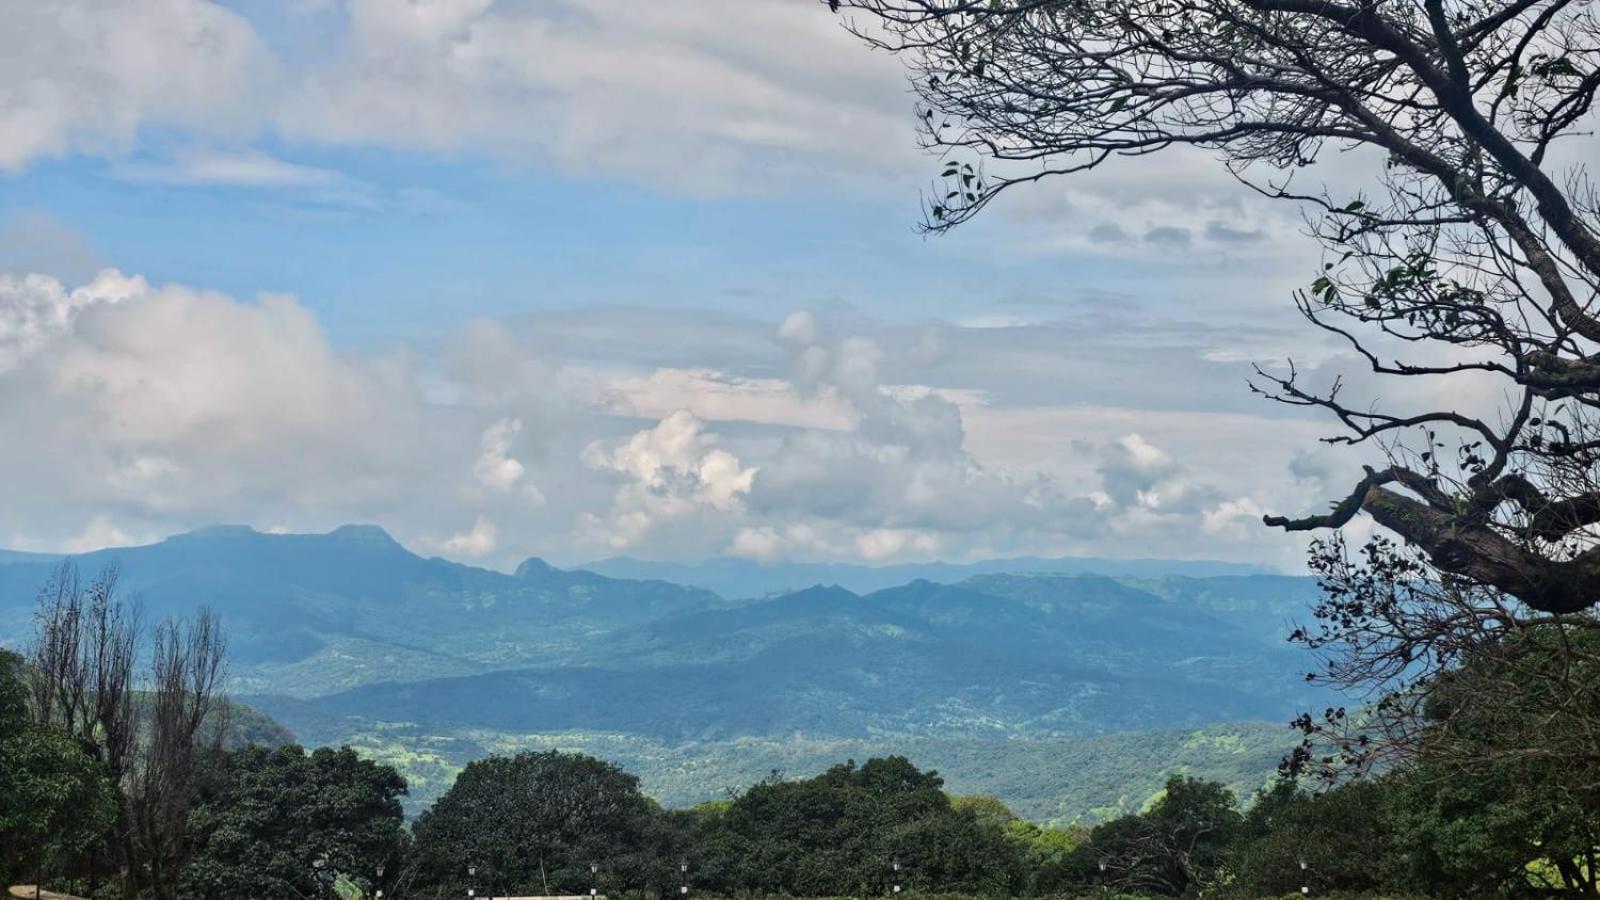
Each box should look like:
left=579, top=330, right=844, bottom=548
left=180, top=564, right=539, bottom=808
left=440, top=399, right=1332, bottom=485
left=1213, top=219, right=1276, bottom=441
left=0, top=0, right=1388, bottom=571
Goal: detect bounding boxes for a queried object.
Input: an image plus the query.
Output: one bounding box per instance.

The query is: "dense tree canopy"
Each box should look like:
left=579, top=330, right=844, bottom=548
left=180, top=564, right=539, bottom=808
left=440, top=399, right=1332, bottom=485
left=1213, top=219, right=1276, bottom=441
left=0, top=650, right=117, bottom=889
left=181, top=745, right=408, bottom=900
left=1083, top=776, right=1242, bottom=897
left=698, top=757, right=1026, bottom=897
left=408, top=750, right=657, bottom=899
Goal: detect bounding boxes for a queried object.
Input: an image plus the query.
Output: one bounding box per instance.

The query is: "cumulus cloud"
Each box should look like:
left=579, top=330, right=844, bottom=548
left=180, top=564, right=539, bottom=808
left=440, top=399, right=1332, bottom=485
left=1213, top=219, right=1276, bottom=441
left=1201, top=497, right=1270, bottom=541
left=0, top=268, right=141, bottom=370
left=580, top=410, right=757, bottom=550
left=0, top=0, right=269, bottom=171
left=0, top=268, right=445, bottom=547
left=723, top=316, right=1098, bottom=559
left=0, top=267, right=1328, bottom=569
left=1096, top=433, right=1217, bottom=514
left=474, top=418, right=528, bottom=491
left=441, top=514, right=498, bottom=557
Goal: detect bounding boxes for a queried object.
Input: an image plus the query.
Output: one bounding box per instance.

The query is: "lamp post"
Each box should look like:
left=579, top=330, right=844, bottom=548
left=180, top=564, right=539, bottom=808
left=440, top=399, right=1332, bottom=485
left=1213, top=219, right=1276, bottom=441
left=589, top=861, right=600, bottom=899
left=679, top=859, right=689, bottom=897
left=1299, top=857, right=1309, bottom=896
left=468, top=863, right=478, bottom=900
left=890, top=856, right=902, bottom=896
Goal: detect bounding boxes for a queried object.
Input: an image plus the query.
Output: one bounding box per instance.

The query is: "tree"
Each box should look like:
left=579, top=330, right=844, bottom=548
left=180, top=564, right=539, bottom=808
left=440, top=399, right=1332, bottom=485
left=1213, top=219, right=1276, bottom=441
left=703, top=757, right=1023, bottom=897
left=1382, top=628, right=1600, bottom=895
left=951, top=795, right=1089, bottom=896
left=131, top=609, right=230, bottom=900
left=29, top=562, right=229, bottom=900
left=1083, top=776, right=1242, bottom=896
left=0, top=650, right=117, bottom=890
left=408, top=751, right=656, bottom=899
left=829, top=0, right=1600, bottom=614
left=1226, top=779, right=1397, bottom=897
left=181, top=745, right=408, bottom=900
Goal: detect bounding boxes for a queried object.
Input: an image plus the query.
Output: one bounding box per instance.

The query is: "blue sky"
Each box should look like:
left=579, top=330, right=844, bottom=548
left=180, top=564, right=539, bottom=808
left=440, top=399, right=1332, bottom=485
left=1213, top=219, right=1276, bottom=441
left=4, top=139, right=1216, bottom=346
left=0, top=0, right=1371, bottom=570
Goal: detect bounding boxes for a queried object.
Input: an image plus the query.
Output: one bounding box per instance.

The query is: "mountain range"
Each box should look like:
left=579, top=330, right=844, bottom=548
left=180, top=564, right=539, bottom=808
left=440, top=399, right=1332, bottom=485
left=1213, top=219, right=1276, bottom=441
left=578, top=554, right=1271, bottom=600
left=0, top=525, right=1328, bottom=821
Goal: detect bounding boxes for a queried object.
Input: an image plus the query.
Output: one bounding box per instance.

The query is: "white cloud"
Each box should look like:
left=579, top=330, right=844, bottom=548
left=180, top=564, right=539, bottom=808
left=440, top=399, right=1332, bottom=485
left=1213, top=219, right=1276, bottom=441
left=441, top=514, right=497, bottom=557
left=0, top=268, right=142, bottom=370
left=0, top=0, right=917, bottom=195
left=110, top=147, right=345, bottom=188
left=855, top=527, right=940, bottom=561
left=580, top=410, right=757, bottom=550
left=474, top=417, right=529, bottom=491
left=0, top=0, right=270, bottom=171
left=1097, top=433, right=1214, bottom=513
left=1202, top=497, right=1269, bottom=540
left=0, top=269, right=1332, bottom=570
left=603, top=367, right=853, bottom=432
left=0, top=268, right=450, bottom=548
left=775, top=310, right=818, bottom=348
left=62, top=514, right=145, bottom=554
left=277, top=0, right=913, bottom=192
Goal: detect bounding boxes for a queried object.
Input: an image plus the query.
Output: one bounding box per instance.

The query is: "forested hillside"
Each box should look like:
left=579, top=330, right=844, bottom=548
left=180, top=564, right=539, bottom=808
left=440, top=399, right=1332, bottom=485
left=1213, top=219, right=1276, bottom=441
left=0, top=525, right=1322, bottom=823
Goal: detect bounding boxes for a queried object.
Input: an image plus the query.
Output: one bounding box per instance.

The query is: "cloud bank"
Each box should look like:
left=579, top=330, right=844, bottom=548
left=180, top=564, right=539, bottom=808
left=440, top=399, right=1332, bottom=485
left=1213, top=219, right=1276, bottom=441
left=0, top=266, right=1357, bottom=570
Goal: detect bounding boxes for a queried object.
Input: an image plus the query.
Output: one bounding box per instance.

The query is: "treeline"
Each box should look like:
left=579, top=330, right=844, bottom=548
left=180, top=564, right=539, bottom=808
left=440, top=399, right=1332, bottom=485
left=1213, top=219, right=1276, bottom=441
left=0, top=563, right=409, bottom=900
left=9, top=703, right=1595, bottom=900
left=7, top=564, right=1600, bottom=899
left=389, top=747, right=1600, bottom=899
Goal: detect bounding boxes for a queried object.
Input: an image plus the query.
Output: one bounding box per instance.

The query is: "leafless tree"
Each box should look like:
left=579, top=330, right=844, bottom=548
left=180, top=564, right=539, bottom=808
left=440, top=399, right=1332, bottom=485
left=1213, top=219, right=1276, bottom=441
left=129, top=609, right=228, bottom=900
left=31, top=562, right=139, bottom=779
left=1282, top=530, right=1600, bottom=787
left=29, top=563, right=228, bottom=900
left=831, top=0, right=1600, bottom=616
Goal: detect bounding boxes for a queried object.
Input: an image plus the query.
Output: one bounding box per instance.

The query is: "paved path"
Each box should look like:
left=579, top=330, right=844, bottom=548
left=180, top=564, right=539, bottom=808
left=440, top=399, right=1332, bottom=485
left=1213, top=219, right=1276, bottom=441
left=8, top=887, right=87, bottom=900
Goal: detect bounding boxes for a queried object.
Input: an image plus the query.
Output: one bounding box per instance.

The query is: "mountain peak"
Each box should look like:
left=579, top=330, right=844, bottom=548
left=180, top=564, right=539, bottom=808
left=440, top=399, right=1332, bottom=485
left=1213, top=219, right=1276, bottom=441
left=170, top=524, right=260, bottom=541
left=327, top=524, right=400, bottom=546
left=781, top=584, right=860, bottom=603
left=514, top=557, right=558, bottom=578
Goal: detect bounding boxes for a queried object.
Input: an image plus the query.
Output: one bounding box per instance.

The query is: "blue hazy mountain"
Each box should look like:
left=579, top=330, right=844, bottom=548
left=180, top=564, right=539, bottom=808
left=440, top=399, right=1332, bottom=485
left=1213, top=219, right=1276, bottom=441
left=0, top=525, right=1328, bottom=817
left=578, top=554, right=1272, bottom=599
left=264, top=573, right=1322, bottom=743
left=0, top=525, right=1321, bottom=723
left=0, top=524, right=726, bottom=680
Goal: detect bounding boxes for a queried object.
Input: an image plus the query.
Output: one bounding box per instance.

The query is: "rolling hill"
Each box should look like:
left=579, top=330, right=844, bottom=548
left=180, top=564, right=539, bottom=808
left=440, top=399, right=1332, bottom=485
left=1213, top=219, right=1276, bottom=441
left=0, top=525, right=1327, bottom=820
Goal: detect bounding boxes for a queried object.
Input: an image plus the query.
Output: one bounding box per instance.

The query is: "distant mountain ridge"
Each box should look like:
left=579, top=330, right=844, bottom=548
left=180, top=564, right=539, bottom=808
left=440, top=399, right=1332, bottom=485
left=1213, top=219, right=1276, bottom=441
left=577, top=553, right=1273, bottom=599
left=0, top=524, right=1326, bottom=819
left=0, top=524, right=725, bottom=678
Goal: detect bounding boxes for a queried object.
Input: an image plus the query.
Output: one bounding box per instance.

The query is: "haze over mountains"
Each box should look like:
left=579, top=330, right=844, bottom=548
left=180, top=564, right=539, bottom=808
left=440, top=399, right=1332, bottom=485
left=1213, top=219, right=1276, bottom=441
left=0, top=525, right=1327, bottom=822
left=579, top=554, right=1272, bottom=600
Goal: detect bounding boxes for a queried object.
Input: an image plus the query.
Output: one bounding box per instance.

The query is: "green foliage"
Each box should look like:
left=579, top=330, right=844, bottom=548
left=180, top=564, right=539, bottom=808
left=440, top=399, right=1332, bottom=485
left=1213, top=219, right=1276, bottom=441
left=1082, top=776, right=1242, bottom=897
left=1004, top=819, right=1087, bottom=895
left=0, top=528, right=1327, bottom=744
left=949, top=794, right=1019, bottom=829
left=696, top=757, right=1025, bottom=897
left=408, top=750, right=657, bottom=897
left=180, top=744, right=409, bottom=900
left=300, top=721, right=1294, bottom=825
left=0, top=650, right=118, bottom=887
left=1226, top=780, right=1394, bottom=897
left=1375, top=632, right=1600, bottom=896
left=206, top=700, right=297, bottom=750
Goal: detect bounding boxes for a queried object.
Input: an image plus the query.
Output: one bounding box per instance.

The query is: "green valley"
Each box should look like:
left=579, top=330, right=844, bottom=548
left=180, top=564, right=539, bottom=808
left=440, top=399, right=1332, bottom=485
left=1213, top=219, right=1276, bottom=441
left=0, top=525, right=1322, bottom=825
